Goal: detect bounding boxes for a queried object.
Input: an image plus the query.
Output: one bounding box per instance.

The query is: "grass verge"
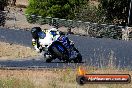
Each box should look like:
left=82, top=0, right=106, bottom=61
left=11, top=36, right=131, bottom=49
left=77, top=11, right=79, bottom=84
left=0, top=67, right=131, bottom=88
left=0, top=42, right=38, bottom=60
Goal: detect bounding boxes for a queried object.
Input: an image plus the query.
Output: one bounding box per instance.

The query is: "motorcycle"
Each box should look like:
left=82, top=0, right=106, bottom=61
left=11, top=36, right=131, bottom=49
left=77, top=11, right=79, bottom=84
left=39, top=34, right=82, bottom=63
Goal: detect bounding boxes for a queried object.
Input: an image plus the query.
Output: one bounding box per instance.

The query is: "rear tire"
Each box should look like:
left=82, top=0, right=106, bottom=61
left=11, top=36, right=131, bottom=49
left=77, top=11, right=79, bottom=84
left=74, top=53, right=82, bottom=63
left=52, top=46, right=70, bottom=63
left=46, top=58, right=52, bottom=63
left=71, top=47, right=82, bottom=63
left=48, top=41, right=69, bottom=62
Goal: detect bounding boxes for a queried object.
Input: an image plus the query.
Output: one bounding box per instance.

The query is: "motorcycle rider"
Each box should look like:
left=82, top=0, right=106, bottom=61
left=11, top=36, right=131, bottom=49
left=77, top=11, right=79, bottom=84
left=31, top=26, right=77, bottom=61
left=31, top=26, right=61, bottom=53
left=31, top=27, right=46, bottom=53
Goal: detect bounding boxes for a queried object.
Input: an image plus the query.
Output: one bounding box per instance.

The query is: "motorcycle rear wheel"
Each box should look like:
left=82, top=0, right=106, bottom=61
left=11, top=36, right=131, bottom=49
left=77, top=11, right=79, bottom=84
left=71, top=47, right=82, bottom=63
left=48, top=41, right=69, bottom=63
left=73, top=53, right=82, bottom=63
left=46, top=58, right=52, bottom=63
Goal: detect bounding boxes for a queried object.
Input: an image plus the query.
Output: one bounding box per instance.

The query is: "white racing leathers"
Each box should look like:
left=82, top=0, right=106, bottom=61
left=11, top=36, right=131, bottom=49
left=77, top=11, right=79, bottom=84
left=32, top=28, right=60, bottom=52
left=39, top=32, right=53, bottom=50
left=38, top=30, right=60, bottom=51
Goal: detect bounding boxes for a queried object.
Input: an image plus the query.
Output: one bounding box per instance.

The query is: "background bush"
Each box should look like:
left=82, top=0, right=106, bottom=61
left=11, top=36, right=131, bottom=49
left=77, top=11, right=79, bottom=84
left=99, top=0, right=130, bottom=25
left=25, top=0, right=85, bottom=23
left=74, top=1, right=106, bottom=23
left=25, top=0, right=131, bottom=26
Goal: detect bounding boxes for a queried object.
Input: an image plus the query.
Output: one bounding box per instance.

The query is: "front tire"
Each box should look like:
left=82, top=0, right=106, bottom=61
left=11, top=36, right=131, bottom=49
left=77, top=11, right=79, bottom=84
left=44, top=53, right=53, bottom=63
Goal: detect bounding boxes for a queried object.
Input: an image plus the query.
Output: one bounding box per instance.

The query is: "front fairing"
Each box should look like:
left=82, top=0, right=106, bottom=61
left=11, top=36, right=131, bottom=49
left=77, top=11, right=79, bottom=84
left=39, top=33, right=53, bottom=48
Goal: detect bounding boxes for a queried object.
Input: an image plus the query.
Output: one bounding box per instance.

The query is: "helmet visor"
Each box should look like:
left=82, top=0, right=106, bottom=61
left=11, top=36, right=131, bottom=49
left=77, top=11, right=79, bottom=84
left=38, top=32, right=46, bottom=39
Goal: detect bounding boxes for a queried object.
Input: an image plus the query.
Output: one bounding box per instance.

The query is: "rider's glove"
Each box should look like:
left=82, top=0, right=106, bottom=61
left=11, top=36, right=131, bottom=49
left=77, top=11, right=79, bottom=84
left=32, top=39, right=36, bottom=46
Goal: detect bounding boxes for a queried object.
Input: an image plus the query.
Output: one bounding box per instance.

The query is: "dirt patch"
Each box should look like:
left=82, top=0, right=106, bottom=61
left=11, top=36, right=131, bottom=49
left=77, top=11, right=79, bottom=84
left=0, top=42, right=38, bottom=60
left=16, top=0, right=28, bottom=6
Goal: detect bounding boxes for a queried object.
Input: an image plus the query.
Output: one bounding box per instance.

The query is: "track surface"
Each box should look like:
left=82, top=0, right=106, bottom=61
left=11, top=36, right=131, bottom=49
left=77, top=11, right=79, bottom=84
left=0, top=28, right=132, bottom=69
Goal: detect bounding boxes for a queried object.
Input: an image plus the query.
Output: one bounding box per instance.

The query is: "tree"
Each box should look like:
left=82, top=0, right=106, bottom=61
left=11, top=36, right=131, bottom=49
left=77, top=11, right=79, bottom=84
left=74, top=0, right=106, bottom=24
left=25, top=0, right=84, bottom=19
left=99, top=0, right=130, bottom=25
left=0, top=0, right=8, bottom=11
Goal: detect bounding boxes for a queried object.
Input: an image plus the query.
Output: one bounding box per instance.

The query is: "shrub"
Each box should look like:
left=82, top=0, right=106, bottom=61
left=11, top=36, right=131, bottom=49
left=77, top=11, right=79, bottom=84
left=25, top=0, right=85, bottom=23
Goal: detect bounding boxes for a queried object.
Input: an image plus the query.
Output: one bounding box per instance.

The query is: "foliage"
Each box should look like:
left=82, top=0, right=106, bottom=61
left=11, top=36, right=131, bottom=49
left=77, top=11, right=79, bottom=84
left=0, top=0, right=8, bottom=10
left=75, top=1, right=103, bottom=23
left=74, top=1, right=106, bottom=24
left=75, top=0, right=131, bottom=25
left=25, top=0, right=85, bottom=23
left=99, top=0, right=130, bottom=25
left=26, top=0, right=131, bottom=25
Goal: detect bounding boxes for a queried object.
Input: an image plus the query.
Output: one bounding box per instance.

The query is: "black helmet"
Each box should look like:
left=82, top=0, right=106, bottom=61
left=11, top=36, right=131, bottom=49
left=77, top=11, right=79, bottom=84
left=31, top=27, right=42, bottom=39
left=31, top=27, right=42, bottom=33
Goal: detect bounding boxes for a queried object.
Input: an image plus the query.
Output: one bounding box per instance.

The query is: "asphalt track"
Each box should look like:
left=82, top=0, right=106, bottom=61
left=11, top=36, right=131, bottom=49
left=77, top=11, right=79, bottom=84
left=0, top=28, right=132, bottom=69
